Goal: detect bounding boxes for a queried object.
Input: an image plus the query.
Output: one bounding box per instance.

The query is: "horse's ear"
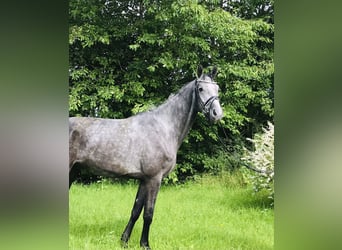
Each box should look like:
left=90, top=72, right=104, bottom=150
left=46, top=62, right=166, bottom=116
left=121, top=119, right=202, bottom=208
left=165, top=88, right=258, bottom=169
left=211, top=66, right=218, bottom=79
left=197, top=65, right=203, bottom=78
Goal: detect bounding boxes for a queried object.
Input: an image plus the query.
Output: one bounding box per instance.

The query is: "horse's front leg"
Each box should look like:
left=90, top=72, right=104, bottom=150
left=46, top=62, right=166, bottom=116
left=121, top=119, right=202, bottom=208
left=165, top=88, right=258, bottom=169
left=121, top=181, right=146, bottom=246
left=140, top=176, right=162, bottom=250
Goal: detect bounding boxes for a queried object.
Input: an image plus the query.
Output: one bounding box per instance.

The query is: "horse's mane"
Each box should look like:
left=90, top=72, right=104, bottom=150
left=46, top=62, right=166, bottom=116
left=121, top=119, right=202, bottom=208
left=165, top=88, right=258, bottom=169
left=134, top=80, right=195, bottom=117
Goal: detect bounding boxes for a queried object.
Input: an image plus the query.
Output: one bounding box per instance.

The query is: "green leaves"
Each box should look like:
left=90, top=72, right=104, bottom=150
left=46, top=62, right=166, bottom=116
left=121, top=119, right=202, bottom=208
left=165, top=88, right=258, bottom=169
left=69, top=0, right=273, bottom=182
left=69, top=24, right=110, bottom=47
left=158, top=52, right=174, bottom=69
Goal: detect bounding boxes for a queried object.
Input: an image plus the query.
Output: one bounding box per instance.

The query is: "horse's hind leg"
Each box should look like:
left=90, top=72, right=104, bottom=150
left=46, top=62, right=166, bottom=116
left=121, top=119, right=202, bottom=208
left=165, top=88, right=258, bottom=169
left=121, top=181, right=146, bottom=246
left=69, top=163, right=80, bottom=189
left=140, top=177, right=162, bottom=250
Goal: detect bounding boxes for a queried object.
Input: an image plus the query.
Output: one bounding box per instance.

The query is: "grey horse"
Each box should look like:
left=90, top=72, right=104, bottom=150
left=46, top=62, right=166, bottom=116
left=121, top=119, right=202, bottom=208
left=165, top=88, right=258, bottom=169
left=69, top=66, right=223, bottom=249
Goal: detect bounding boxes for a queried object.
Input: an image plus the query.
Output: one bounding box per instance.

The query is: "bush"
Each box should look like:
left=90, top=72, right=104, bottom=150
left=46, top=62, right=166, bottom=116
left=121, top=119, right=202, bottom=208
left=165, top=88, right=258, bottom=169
left=242, top=121, right=274, bottom=205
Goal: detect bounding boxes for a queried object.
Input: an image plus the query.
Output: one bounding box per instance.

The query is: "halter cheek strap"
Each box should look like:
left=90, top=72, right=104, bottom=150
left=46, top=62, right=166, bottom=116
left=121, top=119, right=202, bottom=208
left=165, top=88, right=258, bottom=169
left=195, top=79, right=219, bottom=119
left=201, top=96, right=219, bottom=114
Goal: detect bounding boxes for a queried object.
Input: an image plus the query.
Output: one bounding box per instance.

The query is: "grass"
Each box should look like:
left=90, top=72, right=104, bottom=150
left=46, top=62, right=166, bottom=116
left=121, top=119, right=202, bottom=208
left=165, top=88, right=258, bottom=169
left=69, top=173, right=273, bottom=250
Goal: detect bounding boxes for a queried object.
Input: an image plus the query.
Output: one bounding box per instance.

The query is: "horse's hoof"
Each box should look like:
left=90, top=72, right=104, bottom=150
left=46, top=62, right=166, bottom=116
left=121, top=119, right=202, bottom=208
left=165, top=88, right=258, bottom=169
left=120, top=239, right=128, bottom=248
left=140, top=243, right=151, bottom=250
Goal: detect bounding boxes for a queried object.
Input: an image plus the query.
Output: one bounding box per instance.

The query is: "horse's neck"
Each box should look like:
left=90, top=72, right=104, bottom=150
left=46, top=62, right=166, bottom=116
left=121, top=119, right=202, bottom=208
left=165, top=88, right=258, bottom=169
left=155, top=81, right=198, bottom=149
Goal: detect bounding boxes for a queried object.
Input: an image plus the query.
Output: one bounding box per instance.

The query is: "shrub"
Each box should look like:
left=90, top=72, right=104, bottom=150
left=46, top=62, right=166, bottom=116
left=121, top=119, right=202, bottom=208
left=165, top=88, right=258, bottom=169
left=242, top=121, right=274, bottom=205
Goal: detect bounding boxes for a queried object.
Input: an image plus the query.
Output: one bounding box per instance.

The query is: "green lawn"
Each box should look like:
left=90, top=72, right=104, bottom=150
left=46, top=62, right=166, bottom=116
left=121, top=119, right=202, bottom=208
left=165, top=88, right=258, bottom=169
left=69, top=174, right=273, bottom=250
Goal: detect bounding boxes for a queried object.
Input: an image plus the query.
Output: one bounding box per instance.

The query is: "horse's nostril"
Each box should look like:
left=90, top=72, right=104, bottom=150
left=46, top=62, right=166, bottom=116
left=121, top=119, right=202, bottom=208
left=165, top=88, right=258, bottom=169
left=213, top=109, right=217, bottom=116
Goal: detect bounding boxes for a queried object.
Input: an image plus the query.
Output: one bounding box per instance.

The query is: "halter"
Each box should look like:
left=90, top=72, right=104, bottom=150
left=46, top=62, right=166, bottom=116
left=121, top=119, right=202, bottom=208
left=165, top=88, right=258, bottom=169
left=195, top=79, right=219, bottom=120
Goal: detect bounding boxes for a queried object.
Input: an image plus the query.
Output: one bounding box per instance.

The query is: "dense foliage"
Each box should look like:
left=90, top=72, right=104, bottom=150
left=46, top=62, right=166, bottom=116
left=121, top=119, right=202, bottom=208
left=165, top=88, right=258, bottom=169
left=69, top=0, right=274, bottom=183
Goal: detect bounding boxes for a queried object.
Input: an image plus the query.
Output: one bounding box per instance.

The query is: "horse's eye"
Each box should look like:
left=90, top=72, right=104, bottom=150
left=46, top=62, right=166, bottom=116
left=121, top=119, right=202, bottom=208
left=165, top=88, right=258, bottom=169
left=199, top=87, right=203, bottom=92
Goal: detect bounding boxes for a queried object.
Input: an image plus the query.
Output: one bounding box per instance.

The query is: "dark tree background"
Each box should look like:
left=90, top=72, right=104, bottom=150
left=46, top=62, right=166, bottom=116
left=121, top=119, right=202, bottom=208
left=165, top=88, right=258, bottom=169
left=69, top=0, right=274, bottom=183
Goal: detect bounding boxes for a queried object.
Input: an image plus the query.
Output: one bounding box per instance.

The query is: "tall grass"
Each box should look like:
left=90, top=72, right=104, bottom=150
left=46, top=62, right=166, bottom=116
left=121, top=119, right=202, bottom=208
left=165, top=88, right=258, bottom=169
left=69, top=173, right=273, bottom=250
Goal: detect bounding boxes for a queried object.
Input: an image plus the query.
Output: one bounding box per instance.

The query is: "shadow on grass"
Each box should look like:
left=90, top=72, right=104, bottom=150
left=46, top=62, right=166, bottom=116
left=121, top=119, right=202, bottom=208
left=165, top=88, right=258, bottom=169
left=227, top=188, right=273, bottom=210
left=197, top=172, right=274, bottom=210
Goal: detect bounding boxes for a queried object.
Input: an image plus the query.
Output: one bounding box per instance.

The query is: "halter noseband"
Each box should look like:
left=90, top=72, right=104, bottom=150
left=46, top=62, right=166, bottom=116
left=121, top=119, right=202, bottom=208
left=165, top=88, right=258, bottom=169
left=195, top=79, right=219, bottom=120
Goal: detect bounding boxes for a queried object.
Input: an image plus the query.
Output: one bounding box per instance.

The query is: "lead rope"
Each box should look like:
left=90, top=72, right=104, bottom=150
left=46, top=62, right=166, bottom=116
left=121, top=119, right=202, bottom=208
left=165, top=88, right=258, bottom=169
left=216, top=123, right=272, bottom=174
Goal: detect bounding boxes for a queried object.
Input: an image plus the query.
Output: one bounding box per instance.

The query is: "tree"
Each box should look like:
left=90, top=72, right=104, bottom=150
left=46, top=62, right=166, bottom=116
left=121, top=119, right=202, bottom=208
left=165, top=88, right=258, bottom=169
left=69, top=0, right=274, bottom=182
left=222, top=0, right=274, bottom=23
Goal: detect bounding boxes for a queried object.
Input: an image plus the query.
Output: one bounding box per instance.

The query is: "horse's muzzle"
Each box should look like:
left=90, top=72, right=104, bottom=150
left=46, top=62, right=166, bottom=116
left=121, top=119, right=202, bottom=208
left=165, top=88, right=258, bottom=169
left=208, top=100, right=223, bottom=123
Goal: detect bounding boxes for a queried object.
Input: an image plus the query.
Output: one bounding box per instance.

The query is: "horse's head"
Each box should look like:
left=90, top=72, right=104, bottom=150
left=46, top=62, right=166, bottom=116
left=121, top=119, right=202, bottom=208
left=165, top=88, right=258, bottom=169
left=195, top=66, right=223, bottom=123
